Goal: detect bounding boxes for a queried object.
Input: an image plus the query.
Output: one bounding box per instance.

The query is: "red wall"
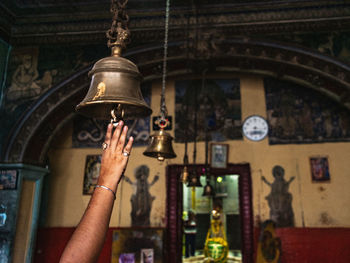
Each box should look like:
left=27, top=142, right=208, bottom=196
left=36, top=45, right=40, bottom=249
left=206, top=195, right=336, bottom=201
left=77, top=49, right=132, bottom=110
left=254, top=227, right=350, bottom=263
left=34, top=227, right=114, bottom=263
left=34, top=227, right=350, bottom=263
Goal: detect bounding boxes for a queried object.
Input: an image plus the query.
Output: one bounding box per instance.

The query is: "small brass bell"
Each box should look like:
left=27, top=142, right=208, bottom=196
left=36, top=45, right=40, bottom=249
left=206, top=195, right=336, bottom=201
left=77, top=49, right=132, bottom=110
left=181, top=166, right=190, bottom=183
left=203, top=180, right=215, bottom=196
left=187, top=171, right=202, bottom=187
left=143, top=128, right=176, bottom=161
left=76, top=50, right=152, bottom=120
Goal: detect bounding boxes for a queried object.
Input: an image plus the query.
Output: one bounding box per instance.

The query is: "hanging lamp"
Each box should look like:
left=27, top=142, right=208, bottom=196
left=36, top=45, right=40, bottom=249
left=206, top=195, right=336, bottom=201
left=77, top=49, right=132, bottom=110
left=76, top=0, right=152, bottom=122
left=143, top=0, right=176, bottom=161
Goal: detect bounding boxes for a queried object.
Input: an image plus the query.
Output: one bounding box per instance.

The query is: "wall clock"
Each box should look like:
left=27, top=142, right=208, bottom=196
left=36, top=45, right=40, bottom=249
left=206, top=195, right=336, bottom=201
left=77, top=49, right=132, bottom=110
left=242, top=115, right=269, bottom=141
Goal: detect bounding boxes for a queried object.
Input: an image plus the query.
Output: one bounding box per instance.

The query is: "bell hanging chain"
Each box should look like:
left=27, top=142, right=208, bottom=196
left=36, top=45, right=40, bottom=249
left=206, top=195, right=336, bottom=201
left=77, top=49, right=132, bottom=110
left=160, top=0, right=170, bottom=122
left=106, top=0, right=130, bottom=54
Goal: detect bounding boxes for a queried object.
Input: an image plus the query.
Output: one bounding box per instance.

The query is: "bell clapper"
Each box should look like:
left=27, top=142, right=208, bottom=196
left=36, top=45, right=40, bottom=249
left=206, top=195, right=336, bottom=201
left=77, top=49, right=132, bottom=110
left=110, top=105, right=125, bottom=126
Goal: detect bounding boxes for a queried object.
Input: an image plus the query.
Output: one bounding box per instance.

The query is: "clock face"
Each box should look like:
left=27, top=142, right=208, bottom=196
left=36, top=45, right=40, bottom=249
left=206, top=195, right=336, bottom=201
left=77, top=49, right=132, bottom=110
left=242, top=115, right=269, bottom=141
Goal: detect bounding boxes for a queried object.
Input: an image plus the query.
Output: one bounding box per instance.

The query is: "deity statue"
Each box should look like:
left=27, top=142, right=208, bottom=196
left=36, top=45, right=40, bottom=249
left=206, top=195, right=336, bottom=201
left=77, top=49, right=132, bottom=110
left=204, top=208, right=228, bottom=263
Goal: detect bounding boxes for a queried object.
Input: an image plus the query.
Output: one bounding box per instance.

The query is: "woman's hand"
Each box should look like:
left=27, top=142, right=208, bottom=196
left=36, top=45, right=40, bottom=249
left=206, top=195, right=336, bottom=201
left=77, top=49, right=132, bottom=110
left=98, top=121, right=134, bottom=192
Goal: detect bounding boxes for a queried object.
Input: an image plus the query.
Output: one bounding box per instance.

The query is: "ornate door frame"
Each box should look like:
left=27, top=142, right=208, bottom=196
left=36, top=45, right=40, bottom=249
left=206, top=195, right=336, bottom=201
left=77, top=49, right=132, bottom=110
left=165, top=163, right=253, bottom=263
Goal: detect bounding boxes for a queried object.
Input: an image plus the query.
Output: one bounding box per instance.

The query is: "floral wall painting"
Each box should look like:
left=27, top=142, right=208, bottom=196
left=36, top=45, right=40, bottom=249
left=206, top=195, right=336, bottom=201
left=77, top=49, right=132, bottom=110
left=175, top=79, right=242, bottom=143
left=261, top=165, right=295, bottom=227
left=265, top=78, right=350, bottom=144
left=83, top=155, right=102, bottom=195
left=124, top=165, right=159, bottom=227
left=310, top=157, right=330, bottom=182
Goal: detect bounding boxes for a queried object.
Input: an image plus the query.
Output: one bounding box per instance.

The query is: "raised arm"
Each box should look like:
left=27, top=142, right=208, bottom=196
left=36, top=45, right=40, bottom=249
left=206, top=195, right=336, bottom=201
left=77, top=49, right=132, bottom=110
left=60, top=121, right=133, bottom=263
left=261, top=176, right=271, bottom=186
left=149, top=174, right=159, bottom=187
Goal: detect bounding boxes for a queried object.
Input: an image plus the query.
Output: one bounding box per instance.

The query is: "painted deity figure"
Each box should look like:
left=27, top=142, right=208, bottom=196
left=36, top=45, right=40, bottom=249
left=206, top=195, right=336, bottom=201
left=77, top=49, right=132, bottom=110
left=124, top=165, right=159, bottom=226
left=7, top=54, right=41, bottom=102
left=262, top=165, right=295, bottom=227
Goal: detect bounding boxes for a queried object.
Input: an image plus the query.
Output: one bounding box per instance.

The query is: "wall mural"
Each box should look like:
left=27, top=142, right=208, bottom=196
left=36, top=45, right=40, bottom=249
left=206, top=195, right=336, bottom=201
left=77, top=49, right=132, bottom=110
left=261, top=165, right=295, bottom=228
left=269, top=31, right=350, bottom=63
left=175, top=79, right=241, bottom=143
left=0, top=44, right=109, bottom=155
left=265, top=78, right=350, bottom=144
left=72, top=83, right=151, bottom=148
left=124, top=165, right=159, bottom=227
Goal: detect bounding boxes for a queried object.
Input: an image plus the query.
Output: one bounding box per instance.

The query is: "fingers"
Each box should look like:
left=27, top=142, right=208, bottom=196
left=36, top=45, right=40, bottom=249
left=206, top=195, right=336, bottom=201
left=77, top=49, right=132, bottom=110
left=104, top=123, right=113, bottom=146
left=116, top=125, right=128, bottom=154
left=110, top=121, right=123, bottom=150
left=123, top=136, right=134, bottom=156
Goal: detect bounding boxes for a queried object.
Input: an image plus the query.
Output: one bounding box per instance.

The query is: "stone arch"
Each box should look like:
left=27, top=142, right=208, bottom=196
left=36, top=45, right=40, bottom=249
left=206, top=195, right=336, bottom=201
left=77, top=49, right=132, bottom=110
left=3, top=38, right=350, bottom=164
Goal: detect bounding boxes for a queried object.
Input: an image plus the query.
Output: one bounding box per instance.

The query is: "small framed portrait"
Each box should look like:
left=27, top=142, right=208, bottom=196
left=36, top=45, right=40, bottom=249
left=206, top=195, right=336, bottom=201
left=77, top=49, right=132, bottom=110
left=0, top=170, right=17, bottom=190
left=83, top=155, right=102, bottom=195
left=310, top=157, right=330, bottom=182
left=210, top=143, right=229, bottom=169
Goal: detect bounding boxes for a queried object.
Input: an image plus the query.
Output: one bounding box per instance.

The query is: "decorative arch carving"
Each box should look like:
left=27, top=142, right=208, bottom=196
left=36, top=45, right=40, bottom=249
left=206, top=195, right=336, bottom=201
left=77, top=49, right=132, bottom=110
left=2, top=38, right=350, bottom=164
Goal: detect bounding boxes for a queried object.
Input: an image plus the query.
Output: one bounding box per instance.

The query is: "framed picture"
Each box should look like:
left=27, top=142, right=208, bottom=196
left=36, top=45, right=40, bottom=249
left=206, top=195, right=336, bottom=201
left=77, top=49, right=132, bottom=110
left=310, top=157, right=330, bottom=182
left=0, top=170, right=17, bottom=190
left=83, top=155, right=102, bottom=195
left=210, top=143, right=228, bottom=169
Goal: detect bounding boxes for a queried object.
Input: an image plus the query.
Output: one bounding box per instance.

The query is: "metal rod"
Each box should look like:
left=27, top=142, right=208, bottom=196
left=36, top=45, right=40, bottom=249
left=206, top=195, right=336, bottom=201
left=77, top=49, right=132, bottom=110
left=160, top=0, right=170, bottom=119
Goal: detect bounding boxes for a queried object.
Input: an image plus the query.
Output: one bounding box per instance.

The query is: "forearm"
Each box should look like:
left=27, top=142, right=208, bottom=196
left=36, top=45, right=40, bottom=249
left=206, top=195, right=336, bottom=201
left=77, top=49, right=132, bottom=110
left=60, top=186, right=116, bottom=263
left=60, top=122, right=133, bottom=263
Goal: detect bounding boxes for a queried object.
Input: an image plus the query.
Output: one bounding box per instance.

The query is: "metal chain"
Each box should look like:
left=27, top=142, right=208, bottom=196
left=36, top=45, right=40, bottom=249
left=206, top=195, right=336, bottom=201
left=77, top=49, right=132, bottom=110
left=160, top=0, right=170, bottom=119
left=106, top=0, right=130, bottom=49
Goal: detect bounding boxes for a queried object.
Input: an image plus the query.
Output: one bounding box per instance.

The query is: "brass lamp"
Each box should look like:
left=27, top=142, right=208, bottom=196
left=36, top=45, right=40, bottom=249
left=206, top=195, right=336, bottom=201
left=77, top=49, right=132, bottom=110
left=143, top=0, right=176, bottom=161
left=76, top=0, right=152, bottom=121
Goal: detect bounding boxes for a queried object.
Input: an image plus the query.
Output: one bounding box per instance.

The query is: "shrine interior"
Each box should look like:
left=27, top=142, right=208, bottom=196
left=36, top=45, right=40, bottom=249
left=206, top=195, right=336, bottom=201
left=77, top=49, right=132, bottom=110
left=0, top=0, right=350, bottom=262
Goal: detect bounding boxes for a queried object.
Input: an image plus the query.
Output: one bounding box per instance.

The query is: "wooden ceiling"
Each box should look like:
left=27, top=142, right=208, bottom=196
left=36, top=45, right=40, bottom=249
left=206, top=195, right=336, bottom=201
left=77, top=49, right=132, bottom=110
left=1, top=0, right=350, bottom=46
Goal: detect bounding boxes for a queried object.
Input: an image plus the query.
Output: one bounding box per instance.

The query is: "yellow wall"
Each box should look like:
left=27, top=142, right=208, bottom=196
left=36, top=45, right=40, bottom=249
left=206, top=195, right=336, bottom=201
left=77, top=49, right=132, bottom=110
left=46, top=74, right=350, bottom=228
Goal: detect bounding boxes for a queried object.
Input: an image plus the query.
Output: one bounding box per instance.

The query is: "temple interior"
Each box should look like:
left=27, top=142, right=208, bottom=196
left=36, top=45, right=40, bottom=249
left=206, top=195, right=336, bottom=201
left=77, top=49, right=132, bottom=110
left=0, top=0, right=350, bottom=262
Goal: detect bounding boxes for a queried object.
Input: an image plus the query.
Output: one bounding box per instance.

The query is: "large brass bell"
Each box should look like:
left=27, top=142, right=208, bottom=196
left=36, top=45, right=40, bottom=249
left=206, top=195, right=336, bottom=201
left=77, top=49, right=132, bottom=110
left=143, top=128, right=176, bottom=161
left=76, top=48, right=152, bottom=120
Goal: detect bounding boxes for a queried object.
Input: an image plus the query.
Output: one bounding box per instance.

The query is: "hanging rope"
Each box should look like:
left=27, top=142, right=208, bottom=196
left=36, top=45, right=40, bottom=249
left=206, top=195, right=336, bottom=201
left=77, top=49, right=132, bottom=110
left=160, top=0, right=170, bottom=120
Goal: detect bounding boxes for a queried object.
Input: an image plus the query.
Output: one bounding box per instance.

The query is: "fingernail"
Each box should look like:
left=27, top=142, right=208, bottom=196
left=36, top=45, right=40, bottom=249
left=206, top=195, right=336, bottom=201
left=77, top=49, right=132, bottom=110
left=108, top=123, right=113, bottom=128
left=119, top=120, right=124, bottom=126
left=113, top=122, right=119, bottom=128
left=130, top=136, right=134, bottom=141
